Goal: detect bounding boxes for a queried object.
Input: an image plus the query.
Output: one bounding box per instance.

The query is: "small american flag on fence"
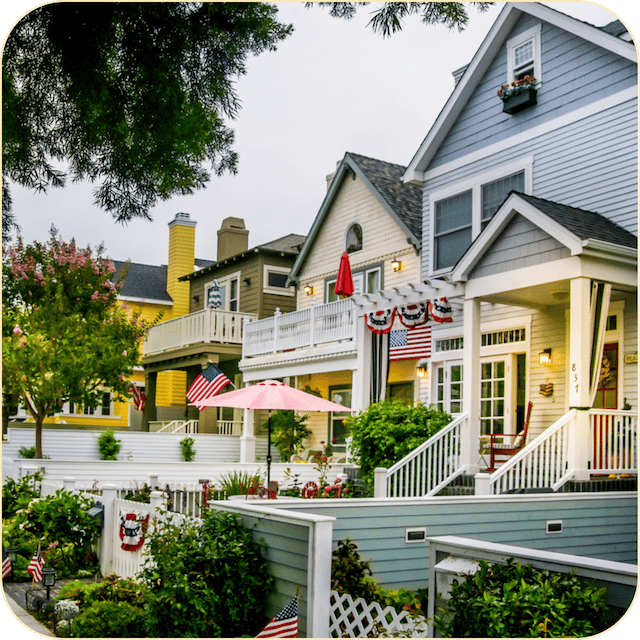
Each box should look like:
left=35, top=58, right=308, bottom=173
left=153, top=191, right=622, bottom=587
left=389, top=324, right=431, bottom=361
left=256, top=596, right=299, bottom=638
left=2, top=548, right=12, bottom=580
left=187, top=364, right=231, bottom=410
left=27, top=544, right=45, bottom=582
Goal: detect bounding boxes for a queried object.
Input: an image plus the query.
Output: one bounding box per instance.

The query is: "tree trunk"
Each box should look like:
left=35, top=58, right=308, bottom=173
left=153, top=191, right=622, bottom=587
left=35, top=415, right=44, bottom=459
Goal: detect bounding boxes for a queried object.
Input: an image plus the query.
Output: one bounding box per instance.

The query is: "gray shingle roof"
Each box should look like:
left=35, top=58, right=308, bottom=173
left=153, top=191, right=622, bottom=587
left=256, top=233, right=306, bottom=253
left=600, top=20, right=628, bottom=38
left=515, top=193, right=637, bottom=249
left=346, top=152, right=422, bottom=241
left=113, top=261, right=172, bottom=302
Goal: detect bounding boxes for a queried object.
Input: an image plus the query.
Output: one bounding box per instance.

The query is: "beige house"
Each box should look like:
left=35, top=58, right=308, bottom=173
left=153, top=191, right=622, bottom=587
left=240, top=152, right=426, bottom=455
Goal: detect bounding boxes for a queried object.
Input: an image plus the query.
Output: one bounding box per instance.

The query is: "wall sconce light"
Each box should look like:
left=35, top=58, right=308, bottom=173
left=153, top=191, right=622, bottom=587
left=539, top=349, right=552, bottom=366
left=304, top=285, right=314, bottom=296
left=416, top=360, right=429, bottom=379
left=243, top=277, right=251, bottom=286
left=391, top=258, right=402, bottom=272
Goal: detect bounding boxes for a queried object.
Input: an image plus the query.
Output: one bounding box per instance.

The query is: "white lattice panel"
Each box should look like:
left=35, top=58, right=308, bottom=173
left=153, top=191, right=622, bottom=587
left=330, top=590, right=429, bottom=638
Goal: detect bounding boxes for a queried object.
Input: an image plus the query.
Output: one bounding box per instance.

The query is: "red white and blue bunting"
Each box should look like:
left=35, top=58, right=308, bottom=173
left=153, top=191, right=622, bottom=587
left=397, top=302, right=429, bottom=328
left=366, top=298, right=452, bottom=333
left=429, top=297, right=453, bottom=323
left=365, top=308, right=396, bottom=334
left=119, top=510, right=150, bottom=551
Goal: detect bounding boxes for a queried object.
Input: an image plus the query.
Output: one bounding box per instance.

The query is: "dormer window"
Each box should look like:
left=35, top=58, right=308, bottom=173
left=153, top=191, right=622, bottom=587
left=345, top=223, right=363, bottom=253
left=507, top=24, right=541, bottom=85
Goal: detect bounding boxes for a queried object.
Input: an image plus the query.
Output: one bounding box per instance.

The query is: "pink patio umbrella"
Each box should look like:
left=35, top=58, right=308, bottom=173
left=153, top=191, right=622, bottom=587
left=334, top=251, right=354, bottom=298
left=190, top=380, right=355, bottom=487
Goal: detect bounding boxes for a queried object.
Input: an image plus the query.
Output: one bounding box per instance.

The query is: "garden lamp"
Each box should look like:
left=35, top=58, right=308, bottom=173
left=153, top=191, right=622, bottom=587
left=42, top=567, right=57, bottom=600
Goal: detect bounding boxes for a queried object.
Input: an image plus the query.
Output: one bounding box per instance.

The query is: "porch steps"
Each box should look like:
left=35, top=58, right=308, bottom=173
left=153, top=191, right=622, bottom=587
left=558, top=475, right=637, bottom=493
left=436, top=474, right=476, bottom=496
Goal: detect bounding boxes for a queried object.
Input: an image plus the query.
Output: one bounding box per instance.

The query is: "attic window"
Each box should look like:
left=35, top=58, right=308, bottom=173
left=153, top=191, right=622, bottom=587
left=507, top=24, right=541, bottom=84
left=346, top=224, right=363, bottom=253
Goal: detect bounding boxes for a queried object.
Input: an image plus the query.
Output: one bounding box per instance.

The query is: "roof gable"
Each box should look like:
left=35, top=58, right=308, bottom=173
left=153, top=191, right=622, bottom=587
left=113, top=261, right=172, bottom=304
left=288, top=152, right=422, bottom=283
left=404, top=2, right=636, bottom=183
left=452, top=192, right=637, bottom=281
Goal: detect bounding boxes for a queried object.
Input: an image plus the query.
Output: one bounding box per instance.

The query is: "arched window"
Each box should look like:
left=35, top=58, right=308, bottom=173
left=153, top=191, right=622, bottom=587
left=345, top=223, right=363, bottom=253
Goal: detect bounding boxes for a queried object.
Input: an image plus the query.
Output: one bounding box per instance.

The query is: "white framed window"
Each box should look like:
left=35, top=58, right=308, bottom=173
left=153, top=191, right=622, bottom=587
left=507, top=24, right=542, bottom=82
left=325, top=264, right=382, bottom=302
left=429, top=159, right=532, bottom=273
left=205, top=271, right=240, bottom=311
left=263, top=265, right=294, bottom=296
left=345, top=223, right=363, bottom=254
left=66, top=392, right=113, bottom=417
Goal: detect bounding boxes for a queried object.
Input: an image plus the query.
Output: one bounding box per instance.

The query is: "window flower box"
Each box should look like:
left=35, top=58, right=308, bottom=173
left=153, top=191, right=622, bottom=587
left=498, top=75, right=537, bottom=115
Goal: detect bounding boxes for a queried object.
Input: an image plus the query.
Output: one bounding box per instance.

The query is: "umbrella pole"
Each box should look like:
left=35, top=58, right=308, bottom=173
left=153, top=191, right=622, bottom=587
left=267, top=409, right=272, bottom=490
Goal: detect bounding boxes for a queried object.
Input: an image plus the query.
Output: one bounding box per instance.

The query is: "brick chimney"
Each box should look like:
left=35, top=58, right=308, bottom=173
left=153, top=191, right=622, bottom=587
left=167, top=212, right=196, bottom=318
left=217, top=217, right=249, bottom=261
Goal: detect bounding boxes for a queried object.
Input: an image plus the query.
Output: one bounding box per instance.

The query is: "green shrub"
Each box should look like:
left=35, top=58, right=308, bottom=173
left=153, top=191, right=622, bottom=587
left=56, top=575, right=146, bottom=608
left=18, top=445, right=51, bottom=458
left=180, top=436, right=196, bottom=461
left=140, top=508, right=272, bottom=637
left=331, top=538, right=378, bottom=601
left=267, top=410, right=312, bottom=461
left=2, top=470, right=43, bottom=518
left=346, top=401, right=452, bottom=485
left=97, top=429, right=121, bottom=460
left=3, top=488, right=100, bottom=577
left=435, top=559, right=614, bottom=637
left=71, top=600, right=150, bottom=637
left=217, top=469, right=263, bottom=496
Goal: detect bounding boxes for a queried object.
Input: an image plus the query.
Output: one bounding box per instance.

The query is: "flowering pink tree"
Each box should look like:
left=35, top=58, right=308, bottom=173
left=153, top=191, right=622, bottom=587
left=2, top=229, right=150, bottom=457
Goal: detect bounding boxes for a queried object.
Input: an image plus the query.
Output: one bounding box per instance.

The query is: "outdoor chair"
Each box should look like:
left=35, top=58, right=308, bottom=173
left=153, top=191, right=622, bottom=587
left=483, top=401, right=533, bottom=472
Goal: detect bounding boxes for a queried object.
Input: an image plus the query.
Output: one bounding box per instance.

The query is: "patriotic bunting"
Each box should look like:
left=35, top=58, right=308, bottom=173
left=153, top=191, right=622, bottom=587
left=119, top=510, right=150, bottom=551
left=365, top=308, right=396, bottom=334
left=256, top=596, right=299, bottom=638
left=397, top=302, right=429, bottom=328
left=429, top=297, right=453, bottom=323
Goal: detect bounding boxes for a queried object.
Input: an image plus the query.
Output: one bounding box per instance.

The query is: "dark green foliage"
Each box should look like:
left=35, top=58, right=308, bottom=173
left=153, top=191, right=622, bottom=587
left=97, top=429, right=121, bottom=460
left=140, top=508, right=272, bottom=637
left=71, top=600, right=150, bottom=638
left=331, top=538, right=377, bottom=601
left=217, top=469, right=263, bottom=496
left=2, top=470, right=42, bottom=518
left=57, top=575, right=146, bottom=608
left=180, top=436, right=196, bottom=461
left=2, top=3, right=293, bottom=240
left=268, top=410, right=312, bottom=461
left=435, top=559, right=614, bottom=638
left=346, top=401, right=451, bottom=484
left=3, top=487, right=100, bottom=577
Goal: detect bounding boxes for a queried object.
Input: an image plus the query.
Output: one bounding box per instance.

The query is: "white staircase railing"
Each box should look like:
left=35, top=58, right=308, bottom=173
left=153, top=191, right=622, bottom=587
left=590, top=409, right=638, bottom=474
left=489, top=410, right=575, bottom=495
left=386, top=414, right=467, bottom=498
left=149, top=420, right=199, bottom=434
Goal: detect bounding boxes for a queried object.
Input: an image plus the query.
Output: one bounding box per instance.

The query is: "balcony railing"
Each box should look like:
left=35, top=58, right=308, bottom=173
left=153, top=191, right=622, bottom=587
left=144, top=308, right=257, bottom=355
left=243, top=298, right=357, bottom=358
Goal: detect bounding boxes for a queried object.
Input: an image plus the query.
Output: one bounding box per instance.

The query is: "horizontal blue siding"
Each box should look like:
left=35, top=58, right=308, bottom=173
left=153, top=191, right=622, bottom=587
left=280, top=494, right=637, bottom=591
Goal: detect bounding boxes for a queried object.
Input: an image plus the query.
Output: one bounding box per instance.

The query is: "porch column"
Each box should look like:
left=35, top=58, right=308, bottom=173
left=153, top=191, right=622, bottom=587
left=352, top=315, right=371, bottom=412
left=141, top=371, right=157, bottom=432
left=240, top=408, right=256, bottom=463
left=462, top=297, right=481, bottom=473
left=568, top=277, right=592, bottom=480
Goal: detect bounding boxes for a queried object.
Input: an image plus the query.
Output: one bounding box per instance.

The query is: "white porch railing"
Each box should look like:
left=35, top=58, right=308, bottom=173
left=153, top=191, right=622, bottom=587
left=243, top=298, right=357, bottom=357
left=489, top=409, right=638, bottom=495
left=590, top=409, right=638, bottom=474
left=385, top=414, right=467, bottom=498
left=489, top=410, right=575, bottom=495
left=149, top=420, right=199, bottom=434
left=216, top=420, right=243, bottom=436
left=144, top=308, right=257, bottom=355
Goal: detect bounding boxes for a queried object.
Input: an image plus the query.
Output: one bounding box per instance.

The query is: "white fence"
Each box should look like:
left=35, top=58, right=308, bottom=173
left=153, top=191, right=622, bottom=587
left=243, top=298, right=357, bottom=357
left=144, top=308, right=257, bottom=354
left=330, top=591, right=429, bottom=637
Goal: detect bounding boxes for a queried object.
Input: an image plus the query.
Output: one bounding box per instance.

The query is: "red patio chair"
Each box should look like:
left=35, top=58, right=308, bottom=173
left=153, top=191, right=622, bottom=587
left=485, top=401, right=533, bottom=472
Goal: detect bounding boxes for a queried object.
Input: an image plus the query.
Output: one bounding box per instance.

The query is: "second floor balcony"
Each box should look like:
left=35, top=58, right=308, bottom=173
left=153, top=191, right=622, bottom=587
left=144, top=308, right=258, bottom=356
left=243, top=298, right=357, bottom=358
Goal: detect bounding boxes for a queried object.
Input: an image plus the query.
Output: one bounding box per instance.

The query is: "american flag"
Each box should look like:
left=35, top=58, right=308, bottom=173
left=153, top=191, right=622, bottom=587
left=187, top=364, right=231, bottom=410
left=256, top=597, right=299, bottom=638
left=2, top=547, right=12, bottom=580
left=389, top=324, right=431, bottom=361
left=130, top=385, right=145, bottom=411
left=27, top=544, right=44, bottom=582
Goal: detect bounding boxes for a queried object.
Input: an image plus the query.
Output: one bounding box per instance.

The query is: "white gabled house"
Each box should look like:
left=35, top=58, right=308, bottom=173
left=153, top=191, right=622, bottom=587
left=240, top=151, right=427, bottom=457
left=352, top=2, right=637, bottom=495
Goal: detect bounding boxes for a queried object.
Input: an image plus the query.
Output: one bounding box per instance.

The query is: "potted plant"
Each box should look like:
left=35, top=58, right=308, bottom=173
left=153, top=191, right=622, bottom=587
left=498, top=75, right=537, bottom=114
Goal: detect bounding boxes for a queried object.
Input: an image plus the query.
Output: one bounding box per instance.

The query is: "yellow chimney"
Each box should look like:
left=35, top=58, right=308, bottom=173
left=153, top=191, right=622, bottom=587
left=167, top=212, right=196, bottom=318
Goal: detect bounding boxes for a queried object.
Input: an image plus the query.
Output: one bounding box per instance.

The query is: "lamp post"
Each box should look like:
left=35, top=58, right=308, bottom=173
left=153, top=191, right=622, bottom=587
left=42, top=567, right=57, bottom=600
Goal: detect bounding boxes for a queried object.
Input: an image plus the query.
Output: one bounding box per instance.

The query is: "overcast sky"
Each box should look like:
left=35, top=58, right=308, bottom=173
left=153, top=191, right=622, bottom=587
left=2, top=2, right=636, bottom=267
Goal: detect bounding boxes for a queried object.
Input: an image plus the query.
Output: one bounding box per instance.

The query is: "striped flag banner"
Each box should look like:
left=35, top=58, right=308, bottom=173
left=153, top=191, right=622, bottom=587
left=389, top=324, right=431, bottom=361
left=2, top=548, right=12, bottom=580
left=187, top=364, right=231, bottom=410
left=256, top=596, right=299, bottom=638
left=27, top=544, right=44, bottom=582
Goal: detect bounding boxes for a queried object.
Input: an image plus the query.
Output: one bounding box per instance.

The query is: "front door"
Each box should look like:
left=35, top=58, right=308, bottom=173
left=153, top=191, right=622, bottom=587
left=480, top=358, right=509, bottom=436
left=593, top=342, right=619, bottom=409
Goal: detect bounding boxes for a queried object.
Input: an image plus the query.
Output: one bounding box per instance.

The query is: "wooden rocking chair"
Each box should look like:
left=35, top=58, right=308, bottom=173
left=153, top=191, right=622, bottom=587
left=484, top=401, right=533, bottom=472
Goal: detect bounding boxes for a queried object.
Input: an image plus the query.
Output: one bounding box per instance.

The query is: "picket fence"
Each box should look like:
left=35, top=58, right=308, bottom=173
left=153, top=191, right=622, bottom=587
left=329, top=591, right=429, bottom=638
